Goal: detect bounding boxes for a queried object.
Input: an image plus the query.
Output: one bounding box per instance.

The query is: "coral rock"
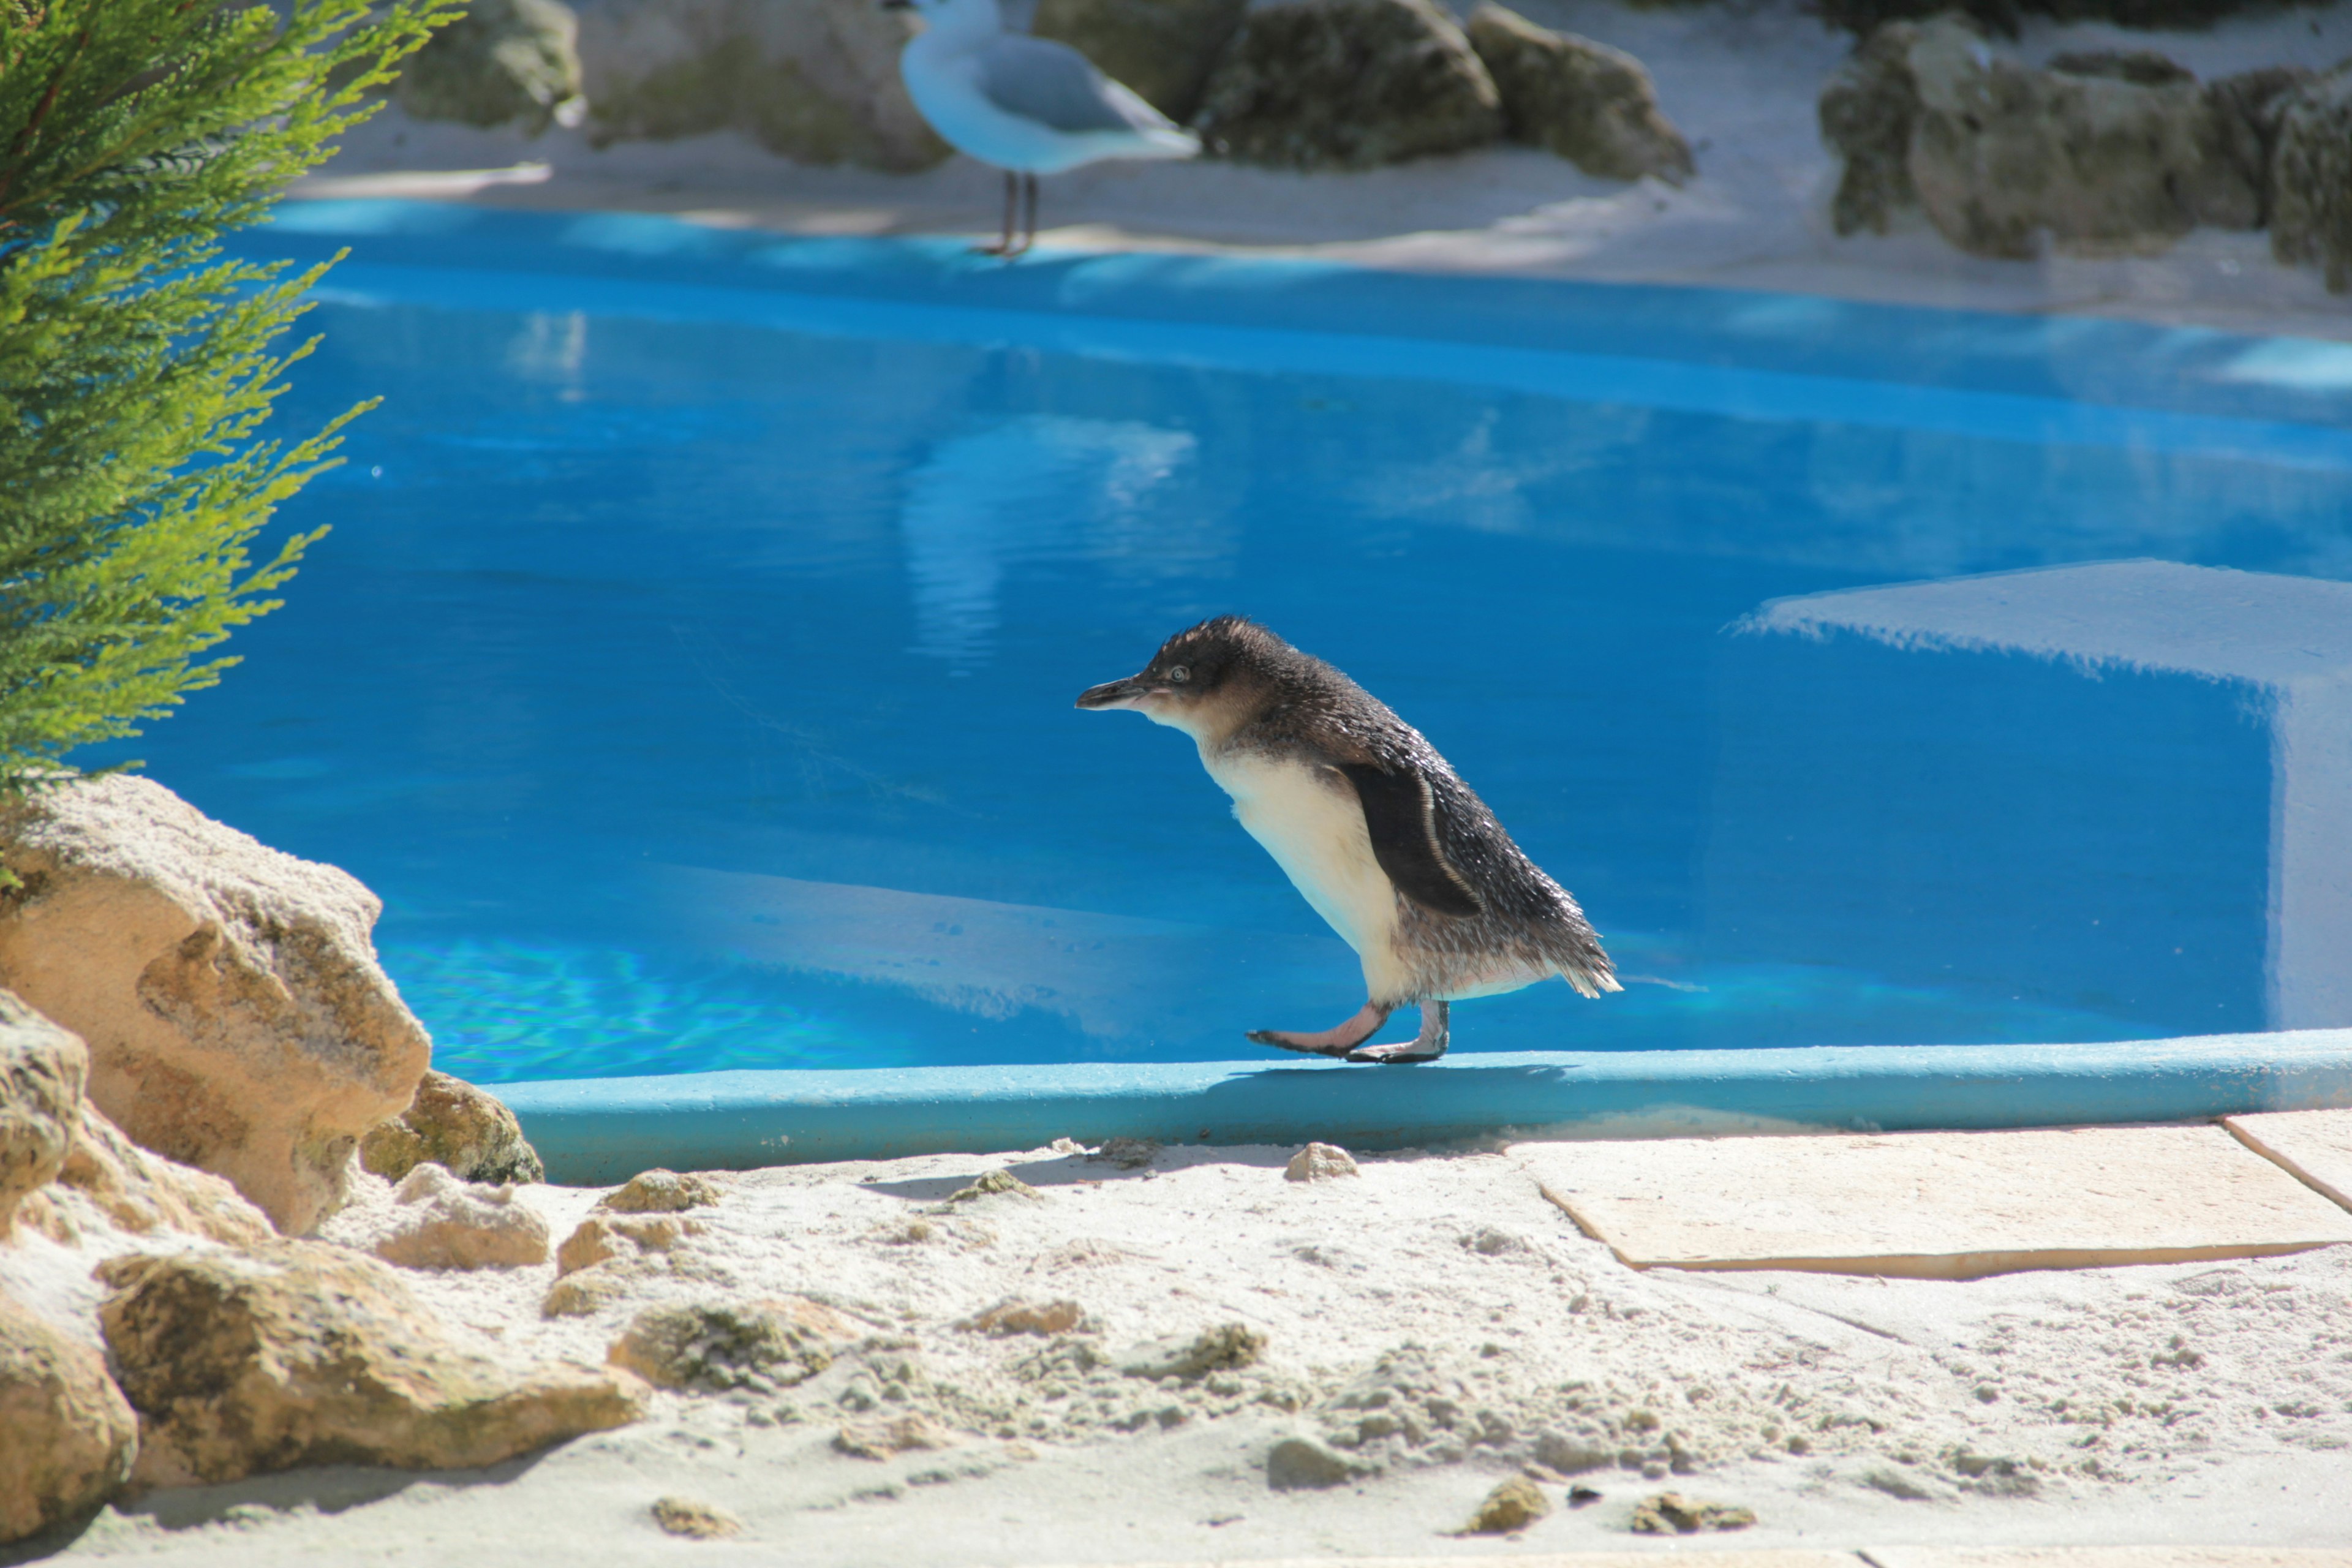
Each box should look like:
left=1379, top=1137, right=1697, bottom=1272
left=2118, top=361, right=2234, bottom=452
left=0, top=776, right=432, bottom=1235
left=1284, top=1142, right=1359, bottom=1182
left=0, top=1294, right=137, bottom=1545
left=600, top=1167, right=723, bottom=1213
left=608, top=1297, right=853, bottom=1392
left=361, top=1071, right=544, bottom=1186
left=1193, top=0, right=1502, bottom=171
left=98, top=1242, right=644, bottom=1486
left=0, top=990, right=85, bottom=1238
left=368, top=1164, right=551, bottom=1270
left=1466, top=5, right=1692, bottom=183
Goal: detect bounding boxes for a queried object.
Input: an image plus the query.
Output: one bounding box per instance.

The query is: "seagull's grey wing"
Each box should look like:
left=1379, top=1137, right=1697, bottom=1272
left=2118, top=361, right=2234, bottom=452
left=1335, top=761, right=1485, bottom=919
left=973, top=36, right=1168, bottom=134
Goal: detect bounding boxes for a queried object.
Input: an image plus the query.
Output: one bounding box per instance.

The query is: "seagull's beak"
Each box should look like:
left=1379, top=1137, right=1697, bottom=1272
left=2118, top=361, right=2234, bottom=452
left=1075, top=674, right=1153, bottom=711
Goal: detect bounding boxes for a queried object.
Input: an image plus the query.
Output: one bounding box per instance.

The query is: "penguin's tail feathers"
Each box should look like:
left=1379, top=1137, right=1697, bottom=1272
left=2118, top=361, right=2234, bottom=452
left=1559, top=962, right=1623, bottom=1000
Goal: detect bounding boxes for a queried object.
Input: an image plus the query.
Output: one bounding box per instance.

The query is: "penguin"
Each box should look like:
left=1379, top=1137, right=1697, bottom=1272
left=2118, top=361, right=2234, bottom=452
left=1076, top=616, right=1618, bottom=1063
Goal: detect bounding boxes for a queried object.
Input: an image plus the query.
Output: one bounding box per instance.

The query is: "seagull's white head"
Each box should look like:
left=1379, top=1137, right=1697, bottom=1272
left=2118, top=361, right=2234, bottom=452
left=882, top=0, right=1004, bottom=43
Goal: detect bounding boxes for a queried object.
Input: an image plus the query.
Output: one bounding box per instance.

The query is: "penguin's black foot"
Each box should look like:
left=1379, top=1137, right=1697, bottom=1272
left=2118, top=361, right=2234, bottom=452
left=1345, top=1001, right=1448, bottom=1065
left=1247, top=1001, right=1391, bottom=1058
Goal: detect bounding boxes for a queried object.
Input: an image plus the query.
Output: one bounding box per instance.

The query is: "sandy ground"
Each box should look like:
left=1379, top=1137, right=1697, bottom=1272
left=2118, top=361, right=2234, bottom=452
left=9, top=1139, right=2350, bottom=1564
left=294, top=0, right=2352, bottom=342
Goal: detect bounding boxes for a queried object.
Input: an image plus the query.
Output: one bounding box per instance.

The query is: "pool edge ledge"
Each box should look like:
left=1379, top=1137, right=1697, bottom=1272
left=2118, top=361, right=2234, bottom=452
left=493, top=1030, right=2352, bottom=1185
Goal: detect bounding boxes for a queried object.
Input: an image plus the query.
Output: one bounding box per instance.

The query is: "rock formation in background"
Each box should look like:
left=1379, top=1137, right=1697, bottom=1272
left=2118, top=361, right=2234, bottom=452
left=1466, top=4, right=1692, bottom=184
left=0, top=776, right=432, bottom=1235
left=1819, top=16, right=2307, bottom=261
left=363, top=1069, right=545, bottom=1186
left=0, top=1297, right=137, bottom=1546
left=2271, top=62, right=2352, bottom=293
left=0, top=992, right=80, bottom=1240
left=99, top=1243, right=647, bottom=1487
left=572, top=0, right=949, bottom=170
left=398, top=0, right=587, bottom=134
left=1192, top=0, right=1503, bottom=170
left=1031, top=0, right=1250, bottom=124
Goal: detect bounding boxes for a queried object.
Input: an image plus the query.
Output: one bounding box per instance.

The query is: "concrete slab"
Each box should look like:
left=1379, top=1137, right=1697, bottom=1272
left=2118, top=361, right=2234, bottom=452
left=1515, top=1124, right=2352, bottom=1279
left=1867, top=1551, right=2352, bottom=1567
left=2226, top=1108, right=2352, bottom=1212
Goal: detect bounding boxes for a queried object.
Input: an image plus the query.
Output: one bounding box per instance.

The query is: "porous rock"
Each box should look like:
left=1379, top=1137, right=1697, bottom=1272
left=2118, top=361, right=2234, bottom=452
left=965, top=1298, right=1084, bottom=1335
left=1032, top=0, right=1248, bottom=123
left=651, top=1496, right=741, bottom=1538
left=1284, top=1142, right=1359, bottom=1182
left=2271, top=62, right=2352, bottom=293
left=946, top=1168, right=1039, bottom=1203
left=1265, top=1434, right=1371, bottom=1490
left=834, top=1412, right=952, bottom=1459
left=1465, top=5, right=1691, bottom=184
left=0, top=1294, right=137, bottom=1545
left=600, top=1167, right=723, bottom=1213
left=1193, top=0, right=1502, bottom=171
left=1461, top=1474, right=1551, bottom=1534
left=608, top=1297, right=853, bottom=1392
left=17, top=1096, right=273, bottom=1249
left=0, top=775, right=432, bottom=1235
left=361, top=1070, right=544, bottom=1186
left=2204, top=66, right=2312, bottom=229
left=97, top=1243, right=645, bottom=1487
left=398, top=0, right=584, bottom=134
left=368, top=1163, right=550, bottom=1270
left=0, top=990, right=83, bottom=1238
left=576, top=0, right=948, bottom=171
left=1818, top=19, right=1924, bottom=235
left=556, top=1212, right=693, bottom=1276
left=1630, top=1491, right=1755, bottom=1533
left=1118, top=1321, right=1265, bottom=1379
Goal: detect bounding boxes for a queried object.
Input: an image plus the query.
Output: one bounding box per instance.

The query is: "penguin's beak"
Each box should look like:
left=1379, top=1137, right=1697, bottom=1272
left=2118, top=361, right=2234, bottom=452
left=1076, top=675, right=1152, bottom=710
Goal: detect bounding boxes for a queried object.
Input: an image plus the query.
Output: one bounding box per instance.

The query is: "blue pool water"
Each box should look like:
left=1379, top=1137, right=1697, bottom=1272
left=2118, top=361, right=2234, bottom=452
left=115, top=203, right=2352, bottom=1084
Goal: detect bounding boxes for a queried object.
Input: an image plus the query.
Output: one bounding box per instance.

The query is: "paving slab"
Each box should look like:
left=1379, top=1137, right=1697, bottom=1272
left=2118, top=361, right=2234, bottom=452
left=2225, top=1108, right=2352, bottom=1213
left=1867, top=1551, right=2352, bottom=1567
left=1514, top=1124, right=2352, bottom=1279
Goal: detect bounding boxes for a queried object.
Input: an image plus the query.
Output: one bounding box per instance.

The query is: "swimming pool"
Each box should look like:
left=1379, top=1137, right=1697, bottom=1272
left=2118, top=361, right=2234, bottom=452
left=143, top=202, right=2352, bottom=1088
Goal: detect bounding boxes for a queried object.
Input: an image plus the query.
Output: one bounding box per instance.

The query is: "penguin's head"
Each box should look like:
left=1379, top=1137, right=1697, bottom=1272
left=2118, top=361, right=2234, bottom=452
left=1076, top=616, right=1272, bottom=739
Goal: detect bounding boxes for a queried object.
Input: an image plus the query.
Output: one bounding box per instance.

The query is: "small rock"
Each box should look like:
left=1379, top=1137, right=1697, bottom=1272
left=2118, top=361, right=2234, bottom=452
left=0, top=1294, right=138, bottom=1545
left=1861, top=1466, right=1939, bottom=1500
left=834, top=1413, right=952, bottom=1460
left=1466, top=4, right=1692, bottom=183
left=1119, top=1322, right=1265, bottom=1379
left=1569, top=1483, right=1602, bottom=1507
left=1266, top=1434, right=1371, bottom=1490
left=1629, top=1491, right=1755, bottom=1534
left=608, top=1298, right=851, bottom=1392
left=1460, top=1474, right=1550, bottom=1534
left=946, top=1169, right=1039, bottom=1203
left=369, top=1164, right=550, bottom=1270
left=1284, top=1142, right=1359, bottom=1182
left=650, top=1496, right=741, bottom=1539
left=556, top=1212, right=693, bottom=1276
left=1047, top=1137, right=1083, bottom=1155
left=965, top=1298, right=1084, bottom=1336
left=600, top=1169, right=722, bottom=1214
left=1096, top=1137, right=1159, bottom=1169
left=361, top=1071, right=545, bottom=1186
left=1534, top=1429, right=1613, bottom=1474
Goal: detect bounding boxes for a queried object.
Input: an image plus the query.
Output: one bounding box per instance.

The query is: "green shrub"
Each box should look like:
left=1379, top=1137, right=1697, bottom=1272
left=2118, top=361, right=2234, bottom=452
left=0, top=0, right=457, bottom=794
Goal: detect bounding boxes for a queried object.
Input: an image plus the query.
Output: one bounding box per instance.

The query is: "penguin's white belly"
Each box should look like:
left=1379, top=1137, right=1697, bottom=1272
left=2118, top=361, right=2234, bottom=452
left=1201, top=750, right=1409, bottom=998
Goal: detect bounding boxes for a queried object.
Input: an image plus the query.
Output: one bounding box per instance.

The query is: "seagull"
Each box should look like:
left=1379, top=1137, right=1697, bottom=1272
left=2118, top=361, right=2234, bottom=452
left=886, top=0, right=1199, bottom=257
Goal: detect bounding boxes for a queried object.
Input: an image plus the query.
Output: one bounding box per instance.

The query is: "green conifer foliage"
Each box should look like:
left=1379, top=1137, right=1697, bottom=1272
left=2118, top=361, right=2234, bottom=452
left=0, top=0, right=459, bottom=792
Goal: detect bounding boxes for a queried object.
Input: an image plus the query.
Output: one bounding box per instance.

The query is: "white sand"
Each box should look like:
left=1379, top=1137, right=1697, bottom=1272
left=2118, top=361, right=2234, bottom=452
left=295, top=0, right=2352, bottom=342
left=17, top=1139, right=2352, bottom=1562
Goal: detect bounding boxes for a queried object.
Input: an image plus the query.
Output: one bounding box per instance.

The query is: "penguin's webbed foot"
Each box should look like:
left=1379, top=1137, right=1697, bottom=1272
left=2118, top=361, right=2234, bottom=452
left=1247, top=1001, right=1390, bottom=1058
left=1344, top=1001, right=1448, bottom=1065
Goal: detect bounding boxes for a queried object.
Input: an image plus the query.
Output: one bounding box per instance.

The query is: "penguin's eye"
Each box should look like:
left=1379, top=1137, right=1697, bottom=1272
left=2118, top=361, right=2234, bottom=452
left=1167, top=665, right=1191, bottom=684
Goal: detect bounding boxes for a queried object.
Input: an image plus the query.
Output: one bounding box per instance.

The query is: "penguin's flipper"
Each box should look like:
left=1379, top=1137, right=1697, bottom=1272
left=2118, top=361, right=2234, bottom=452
left=1335, top=763, right=1483, bottom=918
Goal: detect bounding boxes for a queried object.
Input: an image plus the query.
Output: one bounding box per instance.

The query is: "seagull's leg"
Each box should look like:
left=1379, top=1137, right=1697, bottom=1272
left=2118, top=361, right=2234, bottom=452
left=1248, top=1001, right=1391, bottom=1058
left=1348, top=1000, right=1448, bottom=1065
left=977, top=170, right=1016, bottom=256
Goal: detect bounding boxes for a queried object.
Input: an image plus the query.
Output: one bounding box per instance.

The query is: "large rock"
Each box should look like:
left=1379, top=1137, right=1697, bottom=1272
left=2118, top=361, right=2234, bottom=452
left=1031, top=0, right=1248, bottom=123
left=1192, top=0, right=1502, bottom=171
left=0, top=990, right=83, bottom=1239
left=17, top=1097, right=273, bottom=1250
left=1464, top=5, right=1691, bottom=184
left=2204, top=66, right=2312, bottom=229
left=361, top=1070, right=543, bottom=1186
left=398, top=0, right=586, bottom=134
left=1819, top=20, right=1925, bottom=235
left=0, top=775, right=432, bottom=1235
left=2271, top=62, right=2352, bottom=293
left=98, top=1243, right=646, bottom=1487
left=0, top=1294, right=137, bottom=1545
left=575, top=0, right=949, bottom=172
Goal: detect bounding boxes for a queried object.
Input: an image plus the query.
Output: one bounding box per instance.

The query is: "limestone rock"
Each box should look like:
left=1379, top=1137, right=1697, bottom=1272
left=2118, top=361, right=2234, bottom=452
left=1461, top=1474, right=1551, bottom=1533
left=946, top=1168, right=1039, bottom=1203
left=398, top=0, right=585, bottom=134
left=576, top=0, right=949, bottom=172
left=600, top=1167, right=722, bottom=1213
left=608, top=1297, right=853, bottom=1392
left=1819, top=20, right=1924, bottom=235
left=18, top=1097, right=273, bottom=1249
left=2205, top=66, right=2312, bottom=229
left=368, top=1164, right=550, bottom=1270
left=0, top=775, right=432, bottom=1235
left=0, top=1294, right=137, bottom=1545
left=2271, top=62, right=2352, bottom=293
left=1629, top=1491, right=1756, bottom=1533
left=1118, top=1321, right=1265, bottom=1379
left=834, top=1412, right=952, bottom=1459
left=0, top=990, right=84, bottom=1238
left=1032, top=0, right=1248, bottom=123
left=361, top=1071, right=543, bottom=1186
left=965, top=1298, right=1084, bottom=1335
left=1466, top=6, right=1691, bottom=184
left=556, top=1212, right=695, bottom=1276
left=98, top=1243, right=645, bottom=1486
left=1193, top=0, right=1502, bottom=171
left=651, top=1496, right=741, bottom=1537
left=1284, top=1142, right=1359, bottom=1182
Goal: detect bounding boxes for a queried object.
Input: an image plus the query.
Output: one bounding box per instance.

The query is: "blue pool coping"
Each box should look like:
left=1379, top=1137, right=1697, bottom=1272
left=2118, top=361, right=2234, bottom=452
left=500, top=1030, right=2352, bottom=1184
